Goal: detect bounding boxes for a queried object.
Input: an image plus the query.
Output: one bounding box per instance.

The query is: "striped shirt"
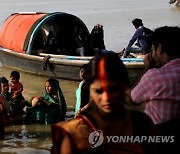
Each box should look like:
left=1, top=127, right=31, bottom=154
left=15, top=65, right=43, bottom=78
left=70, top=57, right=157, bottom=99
left=131, top=58, right=180, bottom=124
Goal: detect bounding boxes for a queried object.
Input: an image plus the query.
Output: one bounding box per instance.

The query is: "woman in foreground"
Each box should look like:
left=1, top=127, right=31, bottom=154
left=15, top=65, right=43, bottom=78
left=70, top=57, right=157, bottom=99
left=51, top=53, right=156, bottom=154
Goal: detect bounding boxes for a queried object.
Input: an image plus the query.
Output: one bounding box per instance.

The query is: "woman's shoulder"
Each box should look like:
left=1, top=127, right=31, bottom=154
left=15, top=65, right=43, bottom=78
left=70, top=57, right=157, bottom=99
left=43, top=93, right=53, bottom=99
left=52, top=115, right=95, bottom=133
left=51, top=115, right=95, bottom=150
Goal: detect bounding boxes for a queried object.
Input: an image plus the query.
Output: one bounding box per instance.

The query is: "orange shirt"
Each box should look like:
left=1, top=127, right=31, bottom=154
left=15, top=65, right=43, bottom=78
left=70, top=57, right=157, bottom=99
left=9, top=82, right=23, bottom=98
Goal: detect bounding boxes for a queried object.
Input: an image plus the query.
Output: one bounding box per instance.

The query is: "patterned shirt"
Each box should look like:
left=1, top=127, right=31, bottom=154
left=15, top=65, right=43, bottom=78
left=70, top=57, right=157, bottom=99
left=131, top=58, right=180, bottom=124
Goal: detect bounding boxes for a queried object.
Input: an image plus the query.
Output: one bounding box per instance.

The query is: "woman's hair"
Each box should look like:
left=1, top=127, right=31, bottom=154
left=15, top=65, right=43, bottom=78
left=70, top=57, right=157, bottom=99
left=85, top=53, right=129, bottom=86
left=152, top=26, right=180, bottom=57
left=45, top=78, right=59, bottom=93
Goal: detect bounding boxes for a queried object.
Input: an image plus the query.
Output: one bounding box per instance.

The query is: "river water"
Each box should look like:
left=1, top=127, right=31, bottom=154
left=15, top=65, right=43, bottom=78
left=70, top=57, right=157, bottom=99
left=0, top=0, right=180, bottom=153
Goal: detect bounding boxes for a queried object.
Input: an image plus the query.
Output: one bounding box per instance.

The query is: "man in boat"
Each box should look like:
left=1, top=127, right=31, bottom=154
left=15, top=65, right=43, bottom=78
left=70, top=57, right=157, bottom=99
left=122, top=18, right=152, bottom=58
left=130, top=26, right=180, bottom=154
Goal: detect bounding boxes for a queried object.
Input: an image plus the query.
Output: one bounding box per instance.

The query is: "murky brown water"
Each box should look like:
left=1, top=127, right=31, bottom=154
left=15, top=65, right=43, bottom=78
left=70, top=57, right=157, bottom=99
left=0, top=0, right=180, bottom=153
left=1, top=124, right=52, bottom=154
left=0, top=65, right=79, bottom=109
left=0, top=65, right=78, bottom=154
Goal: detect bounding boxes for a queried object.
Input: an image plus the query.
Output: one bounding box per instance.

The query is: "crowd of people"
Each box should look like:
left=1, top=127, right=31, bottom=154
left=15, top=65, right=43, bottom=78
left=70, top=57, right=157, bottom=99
left=0, top=24, right=180, bottom=154
left=0, top=72, right=67, bottom=138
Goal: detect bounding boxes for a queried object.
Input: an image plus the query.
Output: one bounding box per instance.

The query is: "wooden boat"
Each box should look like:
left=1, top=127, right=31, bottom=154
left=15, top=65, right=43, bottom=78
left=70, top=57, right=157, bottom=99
left=0, top=12, right=144, bottom=86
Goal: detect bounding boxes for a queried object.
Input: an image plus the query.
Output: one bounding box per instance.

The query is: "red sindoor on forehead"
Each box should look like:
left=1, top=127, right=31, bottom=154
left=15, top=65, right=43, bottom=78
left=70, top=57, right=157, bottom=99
left=98, top=59, right=108, bottom=91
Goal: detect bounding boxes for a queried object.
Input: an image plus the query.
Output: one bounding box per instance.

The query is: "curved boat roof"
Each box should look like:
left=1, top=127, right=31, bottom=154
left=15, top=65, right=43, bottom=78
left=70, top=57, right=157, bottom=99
left=0, top=12, right=90, bottom=54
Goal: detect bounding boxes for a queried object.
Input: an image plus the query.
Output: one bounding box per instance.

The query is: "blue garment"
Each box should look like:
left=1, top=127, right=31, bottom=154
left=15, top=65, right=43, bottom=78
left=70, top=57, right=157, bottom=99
left=127, top=26, right=151, bottom=53
left=75, top=81, right=84, bottom=113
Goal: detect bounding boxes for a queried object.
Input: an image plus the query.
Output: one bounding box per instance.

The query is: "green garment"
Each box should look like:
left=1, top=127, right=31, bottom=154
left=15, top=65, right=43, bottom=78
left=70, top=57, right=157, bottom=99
left=25, top=79, right=67, bottom=124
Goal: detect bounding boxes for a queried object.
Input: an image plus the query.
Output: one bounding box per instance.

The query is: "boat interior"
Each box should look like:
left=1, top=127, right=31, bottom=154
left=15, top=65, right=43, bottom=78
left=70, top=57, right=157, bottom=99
left=30, top=14, right=92, bottom=56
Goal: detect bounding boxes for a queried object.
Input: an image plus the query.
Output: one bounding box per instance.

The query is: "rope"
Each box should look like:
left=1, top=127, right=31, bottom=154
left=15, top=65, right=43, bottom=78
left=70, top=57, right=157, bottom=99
left=42, top=55, right=51, bottom=70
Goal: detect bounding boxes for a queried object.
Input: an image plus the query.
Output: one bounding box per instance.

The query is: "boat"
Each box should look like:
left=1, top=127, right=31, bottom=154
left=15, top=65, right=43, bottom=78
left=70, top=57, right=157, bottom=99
left=0, top=12, right=144, bottom=86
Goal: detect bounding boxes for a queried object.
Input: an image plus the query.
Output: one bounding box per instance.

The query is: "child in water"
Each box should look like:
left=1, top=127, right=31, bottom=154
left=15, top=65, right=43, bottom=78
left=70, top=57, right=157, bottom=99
left=9, top=71, right=26, bottom=115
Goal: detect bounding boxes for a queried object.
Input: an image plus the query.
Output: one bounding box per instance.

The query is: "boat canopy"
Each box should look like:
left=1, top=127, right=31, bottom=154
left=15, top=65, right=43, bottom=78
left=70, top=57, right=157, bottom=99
left=0, top=12, right=92, bottom=55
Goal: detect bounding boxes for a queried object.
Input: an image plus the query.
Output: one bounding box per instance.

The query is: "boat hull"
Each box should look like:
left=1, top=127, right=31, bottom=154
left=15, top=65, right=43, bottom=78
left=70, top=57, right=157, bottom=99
left=0, top=48, right=145, bottom=86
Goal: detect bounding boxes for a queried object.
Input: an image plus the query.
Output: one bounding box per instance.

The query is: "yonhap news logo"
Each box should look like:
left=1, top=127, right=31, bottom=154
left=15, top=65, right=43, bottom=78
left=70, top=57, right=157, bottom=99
left=88, top=130, right=104, bottom=148
left=88, top=130, right=175, bottom=148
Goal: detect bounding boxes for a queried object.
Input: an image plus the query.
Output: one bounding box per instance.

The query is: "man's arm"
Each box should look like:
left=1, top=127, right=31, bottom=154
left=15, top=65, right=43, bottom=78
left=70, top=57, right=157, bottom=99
left=127, top=28, right=142, bottom=48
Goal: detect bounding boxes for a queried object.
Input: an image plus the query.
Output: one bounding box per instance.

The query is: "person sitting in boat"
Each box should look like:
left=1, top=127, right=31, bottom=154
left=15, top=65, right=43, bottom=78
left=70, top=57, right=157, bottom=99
left=75, top=28, right=93, bottom=56
left=51, top=53, right=156, bottom=154
left=122, top=18, right=153, bottom=58
left=90, top=24, right=107, bottom=54
left=24, top=78, right=67, bottom=124
left=9, top=71, right=26, bottom=115
left=75, top=64, right=89, bottom=115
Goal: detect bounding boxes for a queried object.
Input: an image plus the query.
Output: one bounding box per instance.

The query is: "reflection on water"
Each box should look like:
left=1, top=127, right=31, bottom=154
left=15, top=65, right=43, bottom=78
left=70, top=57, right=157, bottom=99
left=0, top=113, right=75, bottom=154
left=1, top=124, right=52, bottom=154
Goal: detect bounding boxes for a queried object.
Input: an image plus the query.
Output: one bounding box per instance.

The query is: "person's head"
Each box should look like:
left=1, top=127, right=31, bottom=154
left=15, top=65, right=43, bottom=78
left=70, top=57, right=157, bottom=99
left=10, top=71, right=20, bottom=84
left=151, top=26, right=180, bottom=66
left=80, top=64, right=88, bottom=80
left=85, top=53, right=129, bottom=114
left=132, top=18, right=143, bottom=29
left=45, top=78, right=59, bottom=94
left=0, top=77, right=9, bottom=93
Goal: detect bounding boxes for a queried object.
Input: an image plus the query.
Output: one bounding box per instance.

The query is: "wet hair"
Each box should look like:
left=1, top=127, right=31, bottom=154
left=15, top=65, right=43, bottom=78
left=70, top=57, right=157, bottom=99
left=0, top=76, right=9, bottom=84
left=45, top=78, right=59, bottom=93
left=152, top=26, right=180, bottom=57
left=0, top=77, right=8, bottom=93
left=10, top=71, right=20, bottom=80
left=85, top=53, right=129, bottom=86
left=132, top=18, right=143, bottom=27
